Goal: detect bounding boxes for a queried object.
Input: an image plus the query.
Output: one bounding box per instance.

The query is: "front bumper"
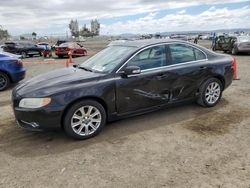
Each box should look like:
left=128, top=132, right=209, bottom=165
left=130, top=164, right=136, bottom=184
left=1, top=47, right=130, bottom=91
left=13, top=106, right=64, bottom=131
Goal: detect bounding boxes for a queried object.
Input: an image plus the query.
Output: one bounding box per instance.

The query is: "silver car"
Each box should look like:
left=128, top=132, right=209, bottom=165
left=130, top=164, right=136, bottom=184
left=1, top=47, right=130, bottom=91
left=232, top=35, right=250, bottom=55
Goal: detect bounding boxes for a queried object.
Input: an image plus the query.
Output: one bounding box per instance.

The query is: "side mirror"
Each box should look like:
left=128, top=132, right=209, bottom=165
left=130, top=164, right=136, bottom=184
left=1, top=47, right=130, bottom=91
left=122, top=66, right=141, bottom=76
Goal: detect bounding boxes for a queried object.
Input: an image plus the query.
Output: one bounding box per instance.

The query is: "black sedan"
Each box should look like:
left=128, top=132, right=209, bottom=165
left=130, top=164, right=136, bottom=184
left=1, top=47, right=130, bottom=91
left=12, top=39, right=235, bottom=139
left=3, top=42, right=44, bottom=58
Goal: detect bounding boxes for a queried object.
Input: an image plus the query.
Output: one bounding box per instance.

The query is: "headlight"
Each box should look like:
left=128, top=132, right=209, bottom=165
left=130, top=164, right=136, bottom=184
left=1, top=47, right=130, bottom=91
left=19, top=98, right=51, bottom=108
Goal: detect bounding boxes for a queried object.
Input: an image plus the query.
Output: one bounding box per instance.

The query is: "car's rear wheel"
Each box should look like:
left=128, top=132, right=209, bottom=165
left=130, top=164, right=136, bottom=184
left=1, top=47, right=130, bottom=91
left=21, top=51, right=27, bottom=58
left=232, top=47, right=238, bottom=55
left=0, top=72, right=10, bottom=91
left=63, top=100, right=106, bottom=139
left=197, top=78, right=223, bottom=107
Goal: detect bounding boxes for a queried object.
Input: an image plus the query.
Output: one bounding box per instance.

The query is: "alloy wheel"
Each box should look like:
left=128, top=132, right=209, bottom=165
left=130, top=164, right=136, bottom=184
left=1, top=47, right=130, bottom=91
left=71, top=105, right=102, bottom=136
left=205, top=82, right=221, bottom=105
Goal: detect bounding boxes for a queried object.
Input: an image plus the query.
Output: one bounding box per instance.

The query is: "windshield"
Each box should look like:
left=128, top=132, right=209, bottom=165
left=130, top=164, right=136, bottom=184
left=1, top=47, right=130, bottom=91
left=80, top=46, right=136, bottom=73
left=238, top=36, right=250, bottom=42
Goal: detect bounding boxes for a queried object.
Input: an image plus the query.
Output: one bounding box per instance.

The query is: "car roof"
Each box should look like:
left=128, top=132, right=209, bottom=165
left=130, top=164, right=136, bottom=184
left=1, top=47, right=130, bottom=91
left=5, top=41, right=35, bottom=45
left=38, top=43, right=49, bottom=45
left=59, top=42, right=77, bottom=47
left=109, top=39, right=183, bottom=48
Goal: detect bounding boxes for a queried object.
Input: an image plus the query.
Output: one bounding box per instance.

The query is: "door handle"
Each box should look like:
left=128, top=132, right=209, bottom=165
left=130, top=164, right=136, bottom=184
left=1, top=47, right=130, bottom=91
left=156, top=74, right=168, bottom=80
left=199, top=66, right=207, bottom=70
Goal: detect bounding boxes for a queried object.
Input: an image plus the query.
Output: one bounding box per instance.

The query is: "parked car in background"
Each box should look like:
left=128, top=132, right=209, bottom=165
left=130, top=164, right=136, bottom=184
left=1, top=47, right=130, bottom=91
left=0, top=52, right=25, bottom=91
left=0, top=45, right=4, bottom=52
left=214, top=35, right=250, bottom=54
left=170, top=35, right=188, bottom=41
left=3, top=42, right=44, bottom=58
left=37, top=43, right=52, bottom=57
left=55, top=42, right=87, bottom=58
left=51, top=40, right=68, bottom=50
left=12, top=39, right=235, bottom=139
left=231, top=35, right=250, bottom=55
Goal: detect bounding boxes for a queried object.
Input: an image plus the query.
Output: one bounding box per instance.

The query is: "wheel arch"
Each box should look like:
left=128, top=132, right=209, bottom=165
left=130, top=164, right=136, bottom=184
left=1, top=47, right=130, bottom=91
left=213, top=75, right=225, bottom=90
left=198, top=75, right=225, bottom=94
left=60, top=96, right=108, bottom=129
left=0, top=69, right=13, bottom=82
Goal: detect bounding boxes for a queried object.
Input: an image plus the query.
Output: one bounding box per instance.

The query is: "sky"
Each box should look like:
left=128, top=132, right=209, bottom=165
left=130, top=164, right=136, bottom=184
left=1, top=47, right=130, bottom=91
left=0, top=0, right=249, bottom=36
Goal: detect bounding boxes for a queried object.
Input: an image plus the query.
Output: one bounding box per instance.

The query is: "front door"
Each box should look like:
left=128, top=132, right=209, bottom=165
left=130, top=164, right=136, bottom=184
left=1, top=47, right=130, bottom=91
left=115, top=45, right=171, bottom=114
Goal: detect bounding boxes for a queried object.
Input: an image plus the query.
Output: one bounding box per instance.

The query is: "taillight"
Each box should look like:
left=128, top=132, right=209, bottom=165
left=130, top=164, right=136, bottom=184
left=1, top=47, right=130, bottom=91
left=231, top=57, right=237, bottom=80
left=18, top=59, right=23, bottom=65
left=11, top=60, right=23, bottom=67
left=66, top=47, right=70, bottom=51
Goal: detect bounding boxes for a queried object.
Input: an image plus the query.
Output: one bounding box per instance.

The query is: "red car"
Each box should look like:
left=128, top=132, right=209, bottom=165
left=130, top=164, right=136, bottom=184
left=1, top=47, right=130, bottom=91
left=55, top=42, right=87, bottom=58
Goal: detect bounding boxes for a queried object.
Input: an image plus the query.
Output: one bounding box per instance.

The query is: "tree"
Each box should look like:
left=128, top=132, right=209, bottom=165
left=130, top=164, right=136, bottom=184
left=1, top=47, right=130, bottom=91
left=0, top=25, right=10, bottom=40
left=32, top=32, right=37, bottom=40
left=20, top=36, right=26, bottom=40
left=69, top=19, right=79, bottom=37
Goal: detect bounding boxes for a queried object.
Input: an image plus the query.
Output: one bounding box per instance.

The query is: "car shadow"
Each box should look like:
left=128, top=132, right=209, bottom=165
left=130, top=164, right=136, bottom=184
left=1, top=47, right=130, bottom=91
left=0, top=99, right=229, bottom=158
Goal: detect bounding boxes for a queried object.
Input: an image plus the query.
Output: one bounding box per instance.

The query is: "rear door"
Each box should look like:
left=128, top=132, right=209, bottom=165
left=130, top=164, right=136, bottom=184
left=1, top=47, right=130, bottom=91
left=164, top=43, right=210, bottom=102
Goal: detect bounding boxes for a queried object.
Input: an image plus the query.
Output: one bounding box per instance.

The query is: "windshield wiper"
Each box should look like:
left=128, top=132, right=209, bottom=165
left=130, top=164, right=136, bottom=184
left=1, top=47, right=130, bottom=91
left=78, top=66, right=93, bottom=72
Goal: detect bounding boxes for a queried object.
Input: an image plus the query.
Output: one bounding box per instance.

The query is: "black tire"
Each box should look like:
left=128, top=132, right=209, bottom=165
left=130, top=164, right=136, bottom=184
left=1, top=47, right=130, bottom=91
left=28, top=54, right=33, bottom=57
left=197, top=78, right=223, bottom=107
left=0, top=72, right=10, bottom=91
left=63, top=100, right=106, bottom=140
left=232, top=47, right=238, bottom=55
left=21, top=51, right=27, bottom=58
left=58, top=55, right=63, bottom=58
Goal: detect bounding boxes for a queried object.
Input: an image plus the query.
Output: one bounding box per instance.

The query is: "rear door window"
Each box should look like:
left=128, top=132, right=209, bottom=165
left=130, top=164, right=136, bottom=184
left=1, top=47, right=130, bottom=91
left=194, top=48, right=206, bottom=60
left=168, top=43, right=206, bottom=65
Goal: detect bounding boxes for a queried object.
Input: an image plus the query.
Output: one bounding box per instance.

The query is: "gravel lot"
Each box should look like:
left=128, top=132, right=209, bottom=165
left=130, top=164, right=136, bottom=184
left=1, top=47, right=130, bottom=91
left=0, top=40, right=250, bottom=188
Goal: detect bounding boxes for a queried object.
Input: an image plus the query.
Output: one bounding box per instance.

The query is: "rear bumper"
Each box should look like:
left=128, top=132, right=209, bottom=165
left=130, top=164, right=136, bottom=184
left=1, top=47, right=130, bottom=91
left=11, top=68, right=26, bottom=83
left=55, top=52, right=85, bottom=57
left=224, top=67, right=234, bottom=89
left=55, top=52, right=69, bottom=56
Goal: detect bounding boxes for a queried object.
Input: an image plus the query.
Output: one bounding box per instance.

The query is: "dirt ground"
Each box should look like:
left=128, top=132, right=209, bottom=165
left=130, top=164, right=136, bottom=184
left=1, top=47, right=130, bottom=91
left=0, top=40, right=250, bottom=188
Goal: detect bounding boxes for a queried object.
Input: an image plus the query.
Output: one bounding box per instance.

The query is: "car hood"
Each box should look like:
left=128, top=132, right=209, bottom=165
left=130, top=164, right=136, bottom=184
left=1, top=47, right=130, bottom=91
left=15, top=67, right=105, bottom=97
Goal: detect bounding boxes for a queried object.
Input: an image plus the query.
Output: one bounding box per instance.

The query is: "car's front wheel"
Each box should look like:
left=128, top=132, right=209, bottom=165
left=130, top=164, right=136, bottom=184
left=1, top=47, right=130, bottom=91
left=197, top=78, right=223, bottom=107
left=63, top=100, right=106, bottom=139
left=0, top=72, right=10, bottom=91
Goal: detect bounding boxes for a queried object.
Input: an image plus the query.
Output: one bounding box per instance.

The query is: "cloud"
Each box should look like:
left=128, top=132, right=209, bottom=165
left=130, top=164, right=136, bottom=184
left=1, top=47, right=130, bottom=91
left=177, top=10, right=186, bottom=14
left=0, top=0, right=249, bottom=35
left=102, top=6, right=250, bottom=34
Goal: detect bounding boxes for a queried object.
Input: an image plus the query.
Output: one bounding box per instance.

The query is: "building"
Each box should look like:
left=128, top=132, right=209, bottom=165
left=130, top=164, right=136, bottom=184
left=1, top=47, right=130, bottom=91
left=91, top=19, right=100, bottom=36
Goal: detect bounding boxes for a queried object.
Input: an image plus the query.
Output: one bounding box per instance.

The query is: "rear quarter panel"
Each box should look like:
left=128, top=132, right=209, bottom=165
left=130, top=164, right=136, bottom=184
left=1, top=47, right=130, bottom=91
left=206, top=53, right=234, bottom=89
